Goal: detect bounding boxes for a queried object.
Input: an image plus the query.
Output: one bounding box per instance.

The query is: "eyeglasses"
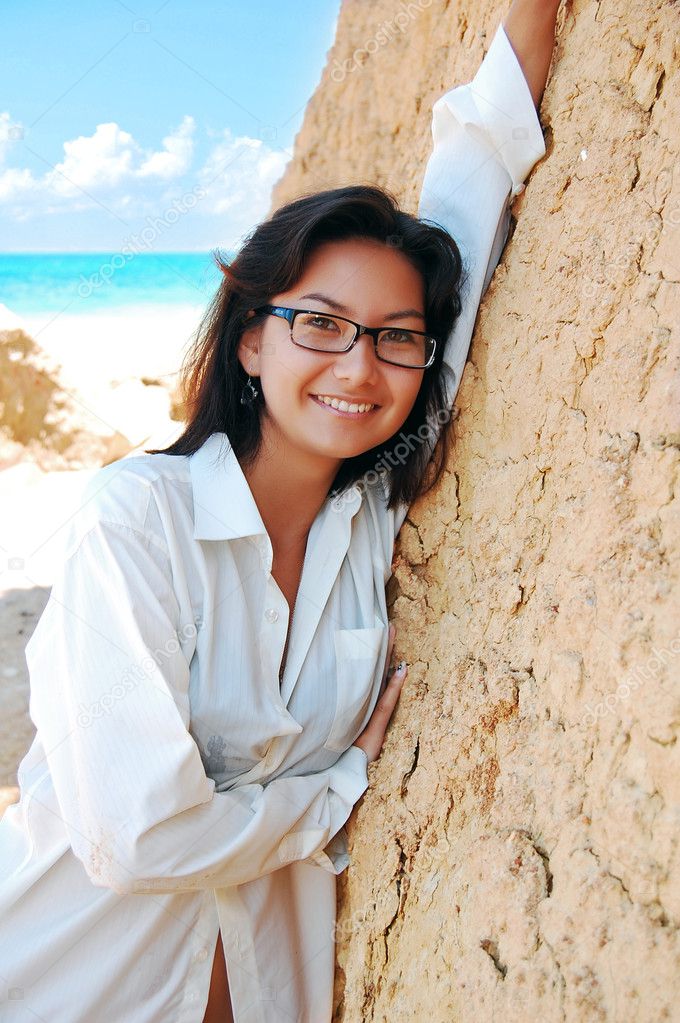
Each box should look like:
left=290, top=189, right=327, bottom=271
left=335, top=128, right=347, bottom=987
left=253, top=304, right=438, bottom=369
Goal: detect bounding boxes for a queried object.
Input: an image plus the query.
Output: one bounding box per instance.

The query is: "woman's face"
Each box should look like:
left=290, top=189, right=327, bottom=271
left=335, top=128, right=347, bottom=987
left=238, top=237, right=427, bottom=467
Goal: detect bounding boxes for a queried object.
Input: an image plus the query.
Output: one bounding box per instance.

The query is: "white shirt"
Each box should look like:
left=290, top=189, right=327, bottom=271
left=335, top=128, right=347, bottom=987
left=0, top=21, right=545, bottom=1023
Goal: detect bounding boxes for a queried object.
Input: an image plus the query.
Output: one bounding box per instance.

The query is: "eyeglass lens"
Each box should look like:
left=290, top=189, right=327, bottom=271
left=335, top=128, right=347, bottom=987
left=292, top=312, right=432, bottom=368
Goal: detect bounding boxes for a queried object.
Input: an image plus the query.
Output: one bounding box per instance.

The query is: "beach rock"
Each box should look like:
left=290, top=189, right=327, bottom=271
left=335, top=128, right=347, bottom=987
left=0, top=323, right=135, bottom=470
left=0, top=310, right=188, bottom=472
left=270, top=2, right=680, bottom=1020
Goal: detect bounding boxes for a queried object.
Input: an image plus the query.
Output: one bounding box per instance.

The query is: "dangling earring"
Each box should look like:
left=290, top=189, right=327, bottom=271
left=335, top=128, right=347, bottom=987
left=240, top=372, right=259, bottom=406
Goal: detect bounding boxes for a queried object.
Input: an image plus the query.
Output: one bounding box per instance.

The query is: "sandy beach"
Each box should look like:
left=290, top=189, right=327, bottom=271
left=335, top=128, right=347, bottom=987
left=0, top=301, right=204, bottom=814
left=21, top=304, right=205, bottom=393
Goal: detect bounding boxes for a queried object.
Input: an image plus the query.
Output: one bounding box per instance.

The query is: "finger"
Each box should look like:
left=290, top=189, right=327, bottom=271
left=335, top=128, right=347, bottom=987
left=386, top=659, right=405, bottom=684
left=388, top=661, right=407, bottom=688
left=378, top=662, right=407, bottom=709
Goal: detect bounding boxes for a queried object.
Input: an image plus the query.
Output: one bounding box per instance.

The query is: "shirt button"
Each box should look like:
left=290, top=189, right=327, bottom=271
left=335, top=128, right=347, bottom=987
left=195, top=947, right=209, bottom=962
left=264, top=608, right=279, bottom=623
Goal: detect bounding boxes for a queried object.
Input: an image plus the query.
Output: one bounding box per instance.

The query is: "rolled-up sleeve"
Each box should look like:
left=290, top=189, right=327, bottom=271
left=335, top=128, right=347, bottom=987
left=389, top=21, right=546, bottom=537
left=25, top=512, right=369, bottom=897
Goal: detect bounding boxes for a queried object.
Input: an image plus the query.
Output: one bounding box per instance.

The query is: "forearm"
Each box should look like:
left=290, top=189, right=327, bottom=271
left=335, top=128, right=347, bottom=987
left=503, top=0, right=562, bottom=107
left=27, top=517, right=370, bottom=896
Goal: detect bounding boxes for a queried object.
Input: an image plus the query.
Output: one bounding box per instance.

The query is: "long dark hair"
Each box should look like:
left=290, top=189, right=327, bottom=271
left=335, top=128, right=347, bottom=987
left=146, top=184, right=466, bottom=511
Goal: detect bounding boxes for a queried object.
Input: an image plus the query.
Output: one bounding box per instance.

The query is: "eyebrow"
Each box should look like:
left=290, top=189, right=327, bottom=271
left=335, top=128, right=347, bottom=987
left=298, top=291, right=426, bottom=323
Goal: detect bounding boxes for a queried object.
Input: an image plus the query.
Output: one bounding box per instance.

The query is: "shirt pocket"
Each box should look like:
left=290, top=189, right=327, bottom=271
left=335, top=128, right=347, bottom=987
left=323, top=617, right=388, bottom=753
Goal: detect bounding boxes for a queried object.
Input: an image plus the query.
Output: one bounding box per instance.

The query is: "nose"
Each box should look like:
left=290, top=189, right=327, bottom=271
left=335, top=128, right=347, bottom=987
left=332, top=330, right=380, bottom=384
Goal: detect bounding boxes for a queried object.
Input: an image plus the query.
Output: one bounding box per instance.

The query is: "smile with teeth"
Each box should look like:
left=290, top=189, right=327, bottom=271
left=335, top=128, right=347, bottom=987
left=312, top=394, right=377, bottom=414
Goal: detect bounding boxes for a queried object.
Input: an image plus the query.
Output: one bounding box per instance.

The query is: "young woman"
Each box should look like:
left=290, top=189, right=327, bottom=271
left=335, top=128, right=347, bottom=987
left=0, top=2, right=559, bottom=1020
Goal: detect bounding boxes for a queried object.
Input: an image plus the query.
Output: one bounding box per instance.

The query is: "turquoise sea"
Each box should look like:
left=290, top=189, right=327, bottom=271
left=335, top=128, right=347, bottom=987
left=0, top=252, right=234, bottom=317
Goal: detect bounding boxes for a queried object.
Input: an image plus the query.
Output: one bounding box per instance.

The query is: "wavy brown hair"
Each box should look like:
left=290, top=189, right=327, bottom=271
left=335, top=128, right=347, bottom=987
left=147, top=184, right=466, bottom=511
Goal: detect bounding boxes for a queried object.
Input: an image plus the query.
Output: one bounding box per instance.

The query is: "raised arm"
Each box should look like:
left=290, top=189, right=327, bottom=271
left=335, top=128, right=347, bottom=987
left=503, top=0, right=562, bottom=108
left=387, top=2, right=559, bottom=538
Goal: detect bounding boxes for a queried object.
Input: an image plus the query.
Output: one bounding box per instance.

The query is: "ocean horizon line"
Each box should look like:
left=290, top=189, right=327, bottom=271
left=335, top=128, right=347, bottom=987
left=0, top=251, right=234, bottom=318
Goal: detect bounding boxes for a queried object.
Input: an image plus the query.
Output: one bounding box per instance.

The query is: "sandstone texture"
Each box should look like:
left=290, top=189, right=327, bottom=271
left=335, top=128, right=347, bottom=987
left=270, top=2, right=680, bottom=1020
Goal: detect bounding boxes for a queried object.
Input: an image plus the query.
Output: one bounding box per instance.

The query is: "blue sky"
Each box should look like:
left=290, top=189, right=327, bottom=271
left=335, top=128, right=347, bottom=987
left=0, top=0, right=341, bottom=252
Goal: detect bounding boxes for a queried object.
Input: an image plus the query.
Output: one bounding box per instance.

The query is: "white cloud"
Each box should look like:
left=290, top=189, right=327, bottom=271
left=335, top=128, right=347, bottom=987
left=0, top=110, right=25, bottom=166
left=197, top=128, right=289, bottom=217
left=49, top=122, right=141, bottom=195
left=0, top=113, right=291, bottom=248
left=48, top=116, right=196, bottom=195
left=0, top=114, right=197, bottom=207
left=137, top=115, right=195, bottom=179
left=0, top=166, right=34, bottom=202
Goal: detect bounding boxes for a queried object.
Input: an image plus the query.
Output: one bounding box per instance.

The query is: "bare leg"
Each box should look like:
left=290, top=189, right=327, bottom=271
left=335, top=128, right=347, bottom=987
left=202, top=930, right=234, bottom=1023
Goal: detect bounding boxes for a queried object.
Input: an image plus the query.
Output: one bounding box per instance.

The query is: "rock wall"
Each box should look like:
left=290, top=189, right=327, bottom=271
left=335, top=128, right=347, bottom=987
left=269, top=1, right=679, bottom=1020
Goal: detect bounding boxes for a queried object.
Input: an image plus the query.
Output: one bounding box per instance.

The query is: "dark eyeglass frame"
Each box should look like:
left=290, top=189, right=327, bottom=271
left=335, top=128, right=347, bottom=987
left=253, top=304, right=438, bottom=370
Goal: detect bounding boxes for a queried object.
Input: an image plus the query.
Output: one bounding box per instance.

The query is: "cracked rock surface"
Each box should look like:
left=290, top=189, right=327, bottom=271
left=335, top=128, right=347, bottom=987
left=270, top=2, right=679, bottom=1020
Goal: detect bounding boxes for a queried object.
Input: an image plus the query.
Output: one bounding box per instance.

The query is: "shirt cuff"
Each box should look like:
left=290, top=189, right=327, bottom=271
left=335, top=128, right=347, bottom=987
left=308, top=824, right=352, bottom=874
left=432, top=21, right=546, bottom=198
left=326, top=744, right=370, bottom=806
left=304, top=746, right=369, bottom=875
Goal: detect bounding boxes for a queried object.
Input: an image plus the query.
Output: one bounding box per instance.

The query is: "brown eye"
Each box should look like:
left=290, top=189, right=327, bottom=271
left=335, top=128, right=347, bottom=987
left=382, top=329, right=417, bottom=344
left=307, top=315, right=340, bottom=331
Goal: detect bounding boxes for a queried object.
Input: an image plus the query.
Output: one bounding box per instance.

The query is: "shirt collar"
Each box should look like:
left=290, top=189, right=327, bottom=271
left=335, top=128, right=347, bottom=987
left=188, top=431, right=364, bottom=541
